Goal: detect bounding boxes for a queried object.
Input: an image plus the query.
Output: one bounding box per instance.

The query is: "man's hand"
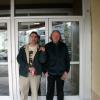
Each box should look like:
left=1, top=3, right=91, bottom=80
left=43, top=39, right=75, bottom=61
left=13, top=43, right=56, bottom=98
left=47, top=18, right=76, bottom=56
left=39, top=47, right=45, bottom=52
left=61, top=71, right=68, bottom=80
left=45, top=72, right=48, bottom=77
left=28, top=67, right=35, bottom=76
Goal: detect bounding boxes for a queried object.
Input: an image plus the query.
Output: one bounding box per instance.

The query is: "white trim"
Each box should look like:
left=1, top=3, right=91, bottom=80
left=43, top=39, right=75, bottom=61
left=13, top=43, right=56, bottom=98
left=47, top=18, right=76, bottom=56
left=79, top=18, right=85, bottom=100
left=0, top=62, right=8, bottom=65
left=27, top=96, right=80, bottom=100
left=38, top=96, right=80, bottom=100
left=82, top=0, right=91, bottom=99
left=15, top=20, right=20, bottom=100
left=0, top=97, right=12, bottom=100
left=70, top=62, right=80, bottom=64
left=0, top=17, right=10, bottom=20
left=15, top=18, right=49, bottom=100
left=15, top=16, right=88, bottom=100
left=26, top=96, right=80, bottom=100
left=0, top=19, right=13, bottom=100
left=15, top=16, right=82, bottom=20
left=11, top=0, right=18, bottom=100
left=48, top=17, right=90, bottom=100
left=7, top=19, right=13, bottom=100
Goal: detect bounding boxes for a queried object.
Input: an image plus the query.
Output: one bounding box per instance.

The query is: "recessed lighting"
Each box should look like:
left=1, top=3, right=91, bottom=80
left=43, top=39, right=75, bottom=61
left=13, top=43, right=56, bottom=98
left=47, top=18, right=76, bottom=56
left=33, top=22, right=40, bottom=25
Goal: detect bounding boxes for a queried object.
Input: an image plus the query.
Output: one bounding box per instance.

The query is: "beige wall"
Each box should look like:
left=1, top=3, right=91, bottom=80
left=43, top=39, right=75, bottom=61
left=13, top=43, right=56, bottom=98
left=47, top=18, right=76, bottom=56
left=91, top=0, right=100, bottom=99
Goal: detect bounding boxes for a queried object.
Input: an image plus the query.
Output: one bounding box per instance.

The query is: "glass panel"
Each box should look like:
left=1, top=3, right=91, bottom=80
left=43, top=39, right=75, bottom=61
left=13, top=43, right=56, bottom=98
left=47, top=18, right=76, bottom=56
left=52, top=21, right=79, bottom=61
left=0, top=0, right=10, bottom=16
left=0, top=22, right=9, bottom=96
left=18, top=21, right=46, bottom=96
left=0, top=23, right=8, bottom=62
left=18, top=22, right=45, bottom=49
left=53, top=64, right=79, bottom=96
left=0, top=65, right=9, bottom=95
left=64, top=64, right=79, bottom=95
left=40, top=74, right=46, bottom=96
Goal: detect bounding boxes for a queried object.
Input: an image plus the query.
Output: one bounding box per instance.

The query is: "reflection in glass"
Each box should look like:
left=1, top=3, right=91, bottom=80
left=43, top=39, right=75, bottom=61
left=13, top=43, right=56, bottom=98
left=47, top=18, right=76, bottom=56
left=18, top=22, right=45, bottom=49
left=0, top=23, right=8, bottom=62
left=52, top=21, right=79, bottom=61
left=0, top=65, right=9, bottom=95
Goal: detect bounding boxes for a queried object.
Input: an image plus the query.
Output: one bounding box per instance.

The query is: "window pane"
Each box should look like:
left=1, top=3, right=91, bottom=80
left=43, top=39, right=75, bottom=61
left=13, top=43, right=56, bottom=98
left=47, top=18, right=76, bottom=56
left=0, top=65, right=9, bottom=95
left=0, top=23, right=8, bottom=62
left=0, top=22, right=9, bottom=96
left=52, top=21, right=79, bottom=61
left=64, top=64, right=79, bottom=95
left=18, top=22, right=45, bottom=49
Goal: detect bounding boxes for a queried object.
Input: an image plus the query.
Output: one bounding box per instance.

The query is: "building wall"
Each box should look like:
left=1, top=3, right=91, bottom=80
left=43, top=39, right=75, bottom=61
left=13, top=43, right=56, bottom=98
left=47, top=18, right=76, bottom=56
left=91, top=0, right=100, bottom=99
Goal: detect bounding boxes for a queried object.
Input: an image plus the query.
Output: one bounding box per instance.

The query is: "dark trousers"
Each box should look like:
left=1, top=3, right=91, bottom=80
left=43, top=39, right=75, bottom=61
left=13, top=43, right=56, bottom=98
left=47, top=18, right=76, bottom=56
left=46, top=75, right=64, bottom=100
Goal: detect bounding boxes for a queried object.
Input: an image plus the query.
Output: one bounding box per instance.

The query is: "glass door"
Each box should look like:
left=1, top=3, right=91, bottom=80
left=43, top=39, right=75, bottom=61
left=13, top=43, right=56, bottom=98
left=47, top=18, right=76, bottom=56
left=49, top=17, right=83, bottom=100
left=0, top=19, right=13, bottom=100
left=15, top=18, right=48, bottom=100
left=15, top=17, right=85, bottom=100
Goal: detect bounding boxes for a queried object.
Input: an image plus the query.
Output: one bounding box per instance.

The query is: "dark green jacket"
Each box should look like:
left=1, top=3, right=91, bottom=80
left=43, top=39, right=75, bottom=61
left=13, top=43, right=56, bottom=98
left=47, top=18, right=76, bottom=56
left=17, top=45, right=46, bottom=77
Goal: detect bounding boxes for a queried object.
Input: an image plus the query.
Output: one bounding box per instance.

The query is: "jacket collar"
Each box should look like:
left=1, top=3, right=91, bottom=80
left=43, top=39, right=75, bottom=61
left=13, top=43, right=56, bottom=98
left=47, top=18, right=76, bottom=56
left=24, top=44, right=39, bottom=63
left=24, top=44, right=29, bottom=64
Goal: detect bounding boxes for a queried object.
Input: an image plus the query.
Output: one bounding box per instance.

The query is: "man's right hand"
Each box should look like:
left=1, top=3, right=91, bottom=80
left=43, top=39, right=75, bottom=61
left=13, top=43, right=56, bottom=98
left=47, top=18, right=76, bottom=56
left=61, top=71, right=68, bottom=80
left=39, top=47, right=45, bottom=52
left=28, top=67, right=35, bottom=76
left=45, top=72, right=48, bottom=77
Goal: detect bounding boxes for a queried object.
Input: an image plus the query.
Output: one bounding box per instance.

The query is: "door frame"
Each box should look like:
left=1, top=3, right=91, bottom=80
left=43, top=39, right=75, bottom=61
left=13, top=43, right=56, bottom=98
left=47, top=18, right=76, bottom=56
left=0, top=18, right=13, bottom=100
left=14, top=16, right=91, bottom=100
left=48, top=17, right=83, bottom=100
left=15, top=18, right=49, bottom=100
